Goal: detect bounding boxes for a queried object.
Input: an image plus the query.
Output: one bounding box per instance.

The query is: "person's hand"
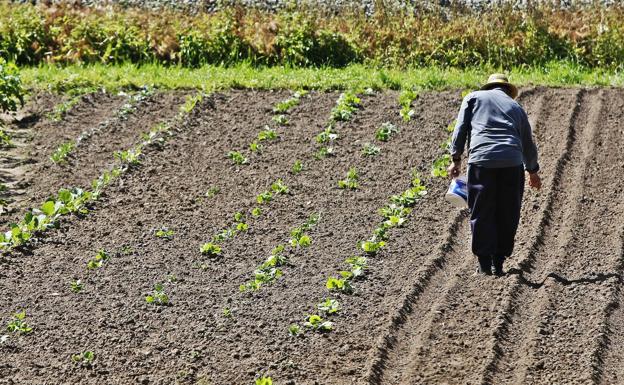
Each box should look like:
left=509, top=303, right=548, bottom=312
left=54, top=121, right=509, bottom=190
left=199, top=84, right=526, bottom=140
left=528, top=172, right=541, bottom=190
left=447, top=159, right=461, bottom=179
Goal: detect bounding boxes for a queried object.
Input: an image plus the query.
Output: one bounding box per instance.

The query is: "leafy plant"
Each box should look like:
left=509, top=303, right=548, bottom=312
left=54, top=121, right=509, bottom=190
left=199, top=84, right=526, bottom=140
left=345, top=256, right=368, bottom=278
left=431, top=154, right=451, bottom=177
left=326, top=276, right=353, bottom=293
left=258, top=127, right=278, bottom=141
left=255, top=376, right=273, bottom=385
left=360, top=239, right=386, bottom=255
left=70, top=279, right=84, bottom=293
left=0, top=130, right=13, bottom=148
left=50, top=141, right=76, bottom=164
left=200, top=242, right=222, bottom=257
left=87, top=249, right=110, bottom=269
left=145, top=283, right=169, bottom=305
left=317, top=298, right=341, bottom=314
left=251, top=207, right=262, bottom=217
left=316, top=127, right=338, bottom=144
left=338, top=167, right=359, bottom=190
left=362, top=143, right=380, bottom=156
left=376, top=122, right=400, bottom=142
left=205, top=187, right=220, bottom=198
left=0, top=60, right=24, bottom=112
left=270, top=179, right=289, bottom=194
left=272, top=114, right=289, bottom=125
left=288, top=324, right=301, bottom=336
left=250, top=141, right=262, bottom=153
left=304, top=314, right=333, bottom=331
left=222, top=307, right=233, bottom=318
left=291, top=160, right=303, bottom=174
left=227, top=151, right=248, bottom=165
left=315, top=146, right=334, bottom=159
left=114, top=147, right=142, bottom=166
left=155, top=227, right=174, bottom=240
left=256, top=191, right=273, bottom=204
left=331, top=92, right=361, bottom=122
left=399, top=89, right=418, bottom=122
left=6, top=311, right=32, bottom=334
left=71, top=351, right=95, bottom=366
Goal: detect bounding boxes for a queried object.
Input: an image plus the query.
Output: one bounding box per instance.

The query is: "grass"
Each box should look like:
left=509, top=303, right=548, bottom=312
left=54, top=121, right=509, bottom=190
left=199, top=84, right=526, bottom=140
left=20, top=61, right=624, bottom=94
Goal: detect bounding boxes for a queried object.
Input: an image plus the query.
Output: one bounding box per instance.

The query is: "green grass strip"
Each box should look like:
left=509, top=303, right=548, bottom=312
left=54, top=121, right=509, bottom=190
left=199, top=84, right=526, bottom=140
left=21, top=61, right=624, bottom=94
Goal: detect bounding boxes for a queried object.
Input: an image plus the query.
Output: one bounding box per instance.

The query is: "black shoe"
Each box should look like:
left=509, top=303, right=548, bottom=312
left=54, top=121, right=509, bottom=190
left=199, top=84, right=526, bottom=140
left=476, top=255, right=492, bottom=275
left=493, top=255, right=505, bottom=276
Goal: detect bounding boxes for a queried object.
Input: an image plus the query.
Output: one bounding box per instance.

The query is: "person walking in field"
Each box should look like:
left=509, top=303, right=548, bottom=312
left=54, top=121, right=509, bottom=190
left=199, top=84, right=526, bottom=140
left=447, top=74, right=542, bottom=276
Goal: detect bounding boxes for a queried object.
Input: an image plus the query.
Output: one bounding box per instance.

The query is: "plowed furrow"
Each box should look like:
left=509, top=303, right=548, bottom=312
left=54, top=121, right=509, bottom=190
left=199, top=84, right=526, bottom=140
left=481, top=90, right=616, bottom=384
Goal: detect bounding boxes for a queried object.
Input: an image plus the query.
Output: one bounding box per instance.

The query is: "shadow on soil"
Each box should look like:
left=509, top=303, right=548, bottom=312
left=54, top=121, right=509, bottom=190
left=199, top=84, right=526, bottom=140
left=507, top=268, right=622, bottom=289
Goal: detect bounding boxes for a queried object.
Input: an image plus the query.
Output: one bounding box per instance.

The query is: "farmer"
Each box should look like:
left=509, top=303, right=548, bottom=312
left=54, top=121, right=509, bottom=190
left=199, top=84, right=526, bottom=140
left=447, top=74, right=542, bottom=276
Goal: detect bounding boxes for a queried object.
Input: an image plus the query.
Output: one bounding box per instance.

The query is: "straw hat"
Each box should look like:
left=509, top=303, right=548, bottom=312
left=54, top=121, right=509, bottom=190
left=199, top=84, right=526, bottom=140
left=481, top=73, right=518, bottom=99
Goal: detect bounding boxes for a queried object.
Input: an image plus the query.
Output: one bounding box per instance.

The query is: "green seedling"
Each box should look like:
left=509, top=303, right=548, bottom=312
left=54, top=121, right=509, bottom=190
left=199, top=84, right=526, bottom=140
left=155, top=227, right=174, bottom=240
left=236, top=222, right=249, bottom=231
left=316, top=127, right=338, bottom=144
left=304, top=314, right=333, bottom=331
left=291, top=160, right=303, bottom=174
left=213, top=228, right=236, bottom=242
left=6, top=311, right=32, bottom=335
left=315, top=146, right=334, bottom=159
left=251, top=207, right=262, bottom=217
left=180, top=93, right=203, bottom=114
left=345, top=256, right=368, bottom=278
left=50, top=141, right=75, bottom=163
left=145, top=283, right=169, bottom=305
left=361, top=239, right=386, bottom=255
left=256, top=376, right=273, bottom=385
left=338, top=167, right=359, bottom=190
left=271, top=179, right=289, bottom=194
left=222, top=307, right=233, bottom=318
left=166, top=274, right=178, bottom=283
left=120, top=245, right=134, bottom=255
left=431, top=154, right=451, bottom=177
left=384, top=215, right=407, bottom=228
left=399, top=89, right=418, bottom=122
left=0, top=130, right=13, bottom=148
left=317, top=298, right=341, bottom=314
left=250, top=141, right=263, bottom=153
left=87, top=249, right=110, bottom=269
left=376, top=122, right=400, bottom=142
left=379, top=203, right=412, bottom=219
left=258, top=127, right=278, bottom=141
left=331, top=92, right=361, bottom=122
left=227, top=151, right=248, bottom=165
left=274, top=97, right=300, bottom=113
left=256, top=191, right=273, bottom=204
left=70, top=279, right=84, bottom=293
left=373, top=226, right=388, bottom=241
left=71, top=350, right=95, bottom=366
left=288, top=324, right=302, bottom=336
left=362, top=143, right=381, bottom=156
left=326, top=276, right=353, bottom=293
left=272, top=114, right=289, bottom=125
left=205, top=187, right=220, bottom=198
left=290, top=228, right=311, bottom=248
left=114, top=147, right=142, bottom=166
left=200, top=242, right=222, bottom=257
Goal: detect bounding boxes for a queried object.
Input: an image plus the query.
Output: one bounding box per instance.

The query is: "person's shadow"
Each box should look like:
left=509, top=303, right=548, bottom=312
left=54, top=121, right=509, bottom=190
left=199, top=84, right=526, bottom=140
left=506, top=268, right=622, bottom=289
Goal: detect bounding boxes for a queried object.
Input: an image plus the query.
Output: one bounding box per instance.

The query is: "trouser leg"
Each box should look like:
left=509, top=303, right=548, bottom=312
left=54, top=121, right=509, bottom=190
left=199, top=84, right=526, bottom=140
left=495, top=165, right=525, bottom=258
left=467, top=165, right=498, bottom=259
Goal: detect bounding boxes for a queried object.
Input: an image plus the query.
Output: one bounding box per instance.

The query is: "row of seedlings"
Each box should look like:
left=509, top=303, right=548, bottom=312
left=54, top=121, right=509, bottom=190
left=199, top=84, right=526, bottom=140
left=50, top=87, right=153, bottom=164
left=227, top=91, right=308, bottom=165
left=0, top=93, right=204, bottom=365
left=313, top=91, right=361, bottom=160
left=203, top=91, right=360, bottom=259
left=293, top=171, right=428, bottom=333
left=239, top=212, right=321, bottom=292
left=0, top=92, right=202, bottom=252
left=198, top=179, right=290, bottom=260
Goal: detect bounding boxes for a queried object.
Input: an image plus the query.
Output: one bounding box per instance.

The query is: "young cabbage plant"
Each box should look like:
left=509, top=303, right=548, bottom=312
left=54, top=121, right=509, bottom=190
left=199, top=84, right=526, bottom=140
left=288, top=324, right=302, bottom=337
left=338, top=167, right=359, bottom=190
left=345, top=256, right=368, bottom=278
left=255, top=376, right=273, bottom=385
left=315, top=146, right=335, bottom=159
left=375, top=122, right=400, bottom=142
left=317, top=298, right=341, bottom=314
left=270, top=179, right=289, bottom=194
left=326, top=276, right=353, bottom=294
left=155, top=227, right=174, bottom=240
left=291, top=160, right=303, bottom=174
left=145, top=283, right=169, bottom=306
left=360, top=239, right=386, bottom=255
left=330, top=92, right=361, bottom=122
left=227, top=151, right=248, bottom=165
left=6, top=311, right=32, bottom=335
left=304, top=314, right=333, bottom=331
left=50, top=141, right=76, bottom=164
left=272, top=114, right=289, bottom=125
left=200, top=242, right=222, bottom=257
left=362, top=143, right=381, bottom=156
left=399, top=89, right=418, bottom=122
left=256, top=191, right=273, bottom=204
left=87, top=249, right=110, bottom=269
left=257, top=127, right=278, bottom=141
left=316, top=127, right=338, bottom=144
left=71, top=351, right=95, bottom=367
left=70, top=279, right=84, bottom=293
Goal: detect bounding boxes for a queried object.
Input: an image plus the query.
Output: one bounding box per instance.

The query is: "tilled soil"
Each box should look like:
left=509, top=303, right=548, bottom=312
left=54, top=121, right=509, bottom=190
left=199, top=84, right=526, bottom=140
left=0, top=88, right=623, bottom=385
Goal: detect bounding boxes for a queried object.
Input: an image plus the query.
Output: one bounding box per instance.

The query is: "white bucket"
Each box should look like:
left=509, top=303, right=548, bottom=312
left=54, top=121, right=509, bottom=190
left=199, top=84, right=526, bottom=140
left=445, top=175, right=468, bottom=208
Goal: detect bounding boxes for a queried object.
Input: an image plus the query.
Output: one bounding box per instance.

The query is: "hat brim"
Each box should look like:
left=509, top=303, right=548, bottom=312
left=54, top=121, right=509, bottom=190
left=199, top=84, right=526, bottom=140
left=481, top=80, right=519, bottom=99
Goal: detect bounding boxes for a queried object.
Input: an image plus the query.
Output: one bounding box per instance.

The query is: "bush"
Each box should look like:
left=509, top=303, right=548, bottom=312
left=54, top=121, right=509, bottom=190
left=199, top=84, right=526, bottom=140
left=0, top=59, right=25, bottom=112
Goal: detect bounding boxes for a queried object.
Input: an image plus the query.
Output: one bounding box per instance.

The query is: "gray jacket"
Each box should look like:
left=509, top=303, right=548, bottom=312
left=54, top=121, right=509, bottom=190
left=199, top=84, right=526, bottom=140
left=450, top=87, right=539, bottom=173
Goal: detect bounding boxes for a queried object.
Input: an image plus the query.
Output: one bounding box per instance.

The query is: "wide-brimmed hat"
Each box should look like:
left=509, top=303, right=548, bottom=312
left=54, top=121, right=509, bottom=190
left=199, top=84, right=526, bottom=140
left=481, top=73, right=518, bottom=99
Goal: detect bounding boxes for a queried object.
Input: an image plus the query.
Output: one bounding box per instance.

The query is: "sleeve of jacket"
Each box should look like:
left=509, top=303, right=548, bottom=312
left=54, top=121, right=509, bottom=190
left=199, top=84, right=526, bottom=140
left=520, top=109, right=540, bottom=173
left=450, top=94, right=474, bottom=159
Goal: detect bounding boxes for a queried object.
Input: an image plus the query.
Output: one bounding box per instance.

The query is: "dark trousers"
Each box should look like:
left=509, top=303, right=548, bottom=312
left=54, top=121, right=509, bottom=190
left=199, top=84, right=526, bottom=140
left=467, top=164, right=524, bottom=258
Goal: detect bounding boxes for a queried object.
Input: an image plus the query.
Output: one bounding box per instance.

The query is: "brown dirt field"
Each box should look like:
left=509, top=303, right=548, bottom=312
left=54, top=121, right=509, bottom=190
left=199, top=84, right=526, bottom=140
left=0, top=88, right=623, bottom=385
